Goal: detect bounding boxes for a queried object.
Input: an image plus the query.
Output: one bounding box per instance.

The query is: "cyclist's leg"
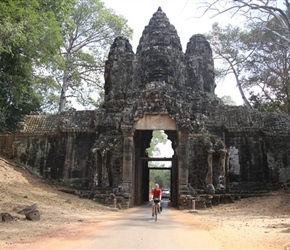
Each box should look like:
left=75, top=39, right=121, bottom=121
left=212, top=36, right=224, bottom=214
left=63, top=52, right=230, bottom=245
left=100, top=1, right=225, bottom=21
left=151, top=201, right=154, bottom=216
left=157, top=202, right=161, bottom=213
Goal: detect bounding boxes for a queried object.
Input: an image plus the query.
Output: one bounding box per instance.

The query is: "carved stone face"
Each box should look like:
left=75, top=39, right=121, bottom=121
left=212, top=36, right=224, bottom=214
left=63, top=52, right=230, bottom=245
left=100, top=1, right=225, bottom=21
left=136, top=9, right=182, bottom=85
left=146, top=48, right=173, bottom=83
left=139, top=34, right=177, bottom=84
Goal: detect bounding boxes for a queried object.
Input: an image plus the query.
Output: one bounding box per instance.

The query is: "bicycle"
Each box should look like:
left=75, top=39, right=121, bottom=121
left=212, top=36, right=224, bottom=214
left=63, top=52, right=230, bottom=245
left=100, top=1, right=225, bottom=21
left=153, top=198, right=160, bottom=222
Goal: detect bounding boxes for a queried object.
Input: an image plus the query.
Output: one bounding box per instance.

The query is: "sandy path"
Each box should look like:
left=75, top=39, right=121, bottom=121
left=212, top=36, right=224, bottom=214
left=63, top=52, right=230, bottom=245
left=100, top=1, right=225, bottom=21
left=1, top=157, right=290, bottom=250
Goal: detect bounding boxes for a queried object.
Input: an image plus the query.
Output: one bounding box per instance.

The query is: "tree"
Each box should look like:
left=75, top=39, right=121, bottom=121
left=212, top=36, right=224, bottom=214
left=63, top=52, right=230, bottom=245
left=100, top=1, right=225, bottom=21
left=147, top=131, right=171, bottom=189
left=0, top=51, right=41, bottom=132
left=146, top=130, right=168, bottom=157
left=0, top=19, right=25, bottom=54
left=47, top=0, right=133, bottom=112
left=0, top=0, right=74, bottom=132
left=149, top=168, right=171, bottom=190
left=220, top=95, right=237, bottom=105
left=200, top=0, right=290, bottom=44
left=207, top=17, right=290, bottom=114
left=202, top=1, right=290, bottom=114
left=206, top=23, right=253, bottom=108
left=243, top=19, right=290, bottom=114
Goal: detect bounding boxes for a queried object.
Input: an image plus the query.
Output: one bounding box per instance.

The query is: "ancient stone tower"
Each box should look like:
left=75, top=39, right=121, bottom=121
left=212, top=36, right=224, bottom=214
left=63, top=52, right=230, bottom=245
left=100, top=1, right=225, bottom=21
left=95, top=7, right=219, bottom=206
left=1, top=7, right=290, bottom=209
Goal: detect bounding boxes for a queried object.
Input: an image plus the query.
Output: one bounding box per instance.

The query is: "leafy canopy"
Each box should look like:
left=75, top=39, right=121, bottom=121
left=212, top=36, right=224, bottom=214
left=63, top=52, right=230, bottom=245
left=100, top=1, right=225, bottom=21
left=202, top=0, right=290, bottom=113
left=0, top=0, right=75, bottom=132
left=146, top=130, right=168, bottom=157
left=47, top=0, right=133, bottom=112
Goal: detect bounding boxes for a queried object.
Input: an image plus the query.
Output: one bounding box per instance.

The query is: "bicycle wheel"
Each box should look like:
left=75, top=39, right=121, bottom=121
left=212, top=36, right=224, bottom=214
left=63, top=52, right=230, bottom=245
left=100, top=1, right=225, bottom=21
left=154, top=204, right=157, bottom=222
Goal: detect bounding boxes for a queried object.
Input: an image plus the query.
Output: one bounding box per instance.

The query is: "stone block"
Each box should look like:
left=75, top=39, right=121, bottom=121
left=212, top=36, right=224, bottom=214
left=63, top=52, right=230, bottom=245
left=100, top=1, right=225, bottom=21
left=25, top=210, right=40, bottom=221
left=1, top=213, right=14, bottom=222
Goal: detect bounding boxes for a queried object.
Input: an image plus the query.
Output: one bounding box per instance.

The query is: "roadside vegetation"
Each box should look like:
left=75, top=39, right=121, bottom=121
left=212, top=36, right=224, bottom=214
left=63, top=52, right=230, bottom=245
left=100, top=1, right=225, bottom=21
left=0, top=0, right=132, bottom=132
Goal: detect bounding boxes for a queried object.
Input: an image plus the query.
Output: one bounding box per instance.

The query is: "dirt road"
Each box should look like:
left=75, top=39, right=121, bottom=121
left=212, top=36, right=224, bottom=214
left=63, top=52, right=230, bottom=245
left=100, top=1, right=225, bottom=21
left=7, top=201, right=224, bottom=250
left=5, top=200, right=289, bottom=250
left=1, top=157, right=290, bottom=250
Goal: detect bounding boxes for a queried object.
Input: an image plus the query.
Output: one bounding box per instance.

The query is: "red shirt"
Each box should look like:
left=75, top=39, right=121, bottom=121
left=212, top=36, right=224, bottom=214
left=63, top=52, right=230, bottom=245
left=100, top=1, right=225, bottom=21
left=151, top=188, right=162, bottom=198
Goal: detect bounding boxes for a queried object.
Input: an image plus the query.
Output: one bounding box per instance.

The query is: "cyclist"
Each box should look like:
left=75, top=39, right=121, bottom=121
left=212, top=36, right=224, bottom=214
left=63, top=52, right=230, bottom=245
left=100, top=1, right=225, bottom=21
left=150, top=183, right=162, bottom=217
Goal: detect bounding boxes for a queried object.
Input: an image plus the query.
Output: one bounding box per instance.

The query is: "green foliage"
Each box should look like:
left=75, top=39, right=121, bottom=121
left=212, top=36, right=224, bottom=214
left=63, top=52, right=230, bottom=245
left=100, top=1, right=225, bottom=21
left=220, top=95, right=236, bottom=106
left=207, top=19, right=290, bottom=114
left=51, top=0, right=133, bottom=112
left=206, top=23, right=252, bottom=108
left=249, top=94, right=284, bottom=113
left=0, top=0, right=75, bottom=131
left=146, top=130, right=168, bottom=157
left=0, top=51, right=41, bottom=132
left=203, top=0, right=290, bottom=114
left=33, top=75, right=61, bottom=113
left=149, top=168, right=171, bottom=190
left=243, top=20, right=290, bottom=114
left=0, top=0, right=73, bottom=62
left=0, top=0, right=132, bottom=130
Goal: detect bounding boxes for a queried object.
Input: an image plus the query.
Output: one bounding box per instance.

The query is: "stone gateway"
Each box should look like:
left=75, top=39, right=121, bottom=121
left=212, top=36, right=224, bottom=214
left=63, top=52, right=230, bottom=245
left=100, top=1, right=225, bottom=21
left=1, top=7, right=290, bottom=209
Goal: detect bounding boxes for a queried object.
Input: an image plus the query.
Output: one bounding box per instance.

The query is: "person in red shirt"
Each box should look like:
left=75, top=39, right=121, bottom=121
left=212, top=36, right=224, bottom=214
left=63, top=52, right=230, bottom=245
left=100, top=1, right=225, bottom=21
left=150, top=183, right=162, bottom=216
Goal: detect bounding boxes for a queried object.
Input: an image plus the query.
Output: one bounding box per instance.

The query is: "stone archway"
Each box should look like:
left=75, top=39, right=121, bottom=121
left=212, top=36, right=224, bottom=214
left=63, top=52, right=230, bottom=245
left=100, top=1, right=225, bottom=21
left=135, top=115, right=177, bottom=131
left=126, top=114, right=186, bottom=207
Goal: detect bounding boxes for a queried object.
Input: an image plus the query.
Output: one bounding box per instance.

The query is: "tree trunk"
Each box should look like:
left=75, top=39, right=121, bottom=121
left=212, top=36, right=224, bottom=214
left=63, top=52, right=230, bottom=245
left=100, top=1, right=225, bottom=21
left=231, top=65, right=252, bottom=109
left=236, top=75, right=252, bottom=109
left=58, top=70, right=69, bottom=112
left=58, top=51, right=71, bottom=113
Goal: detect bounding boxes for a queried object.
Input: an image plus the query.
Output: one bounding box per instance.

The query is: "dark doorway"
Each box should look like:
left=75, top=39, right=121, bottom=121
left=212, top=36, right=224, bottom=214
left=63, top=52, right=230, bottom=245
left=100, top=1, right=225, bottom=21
left=133, top=129, right=178, bottom=207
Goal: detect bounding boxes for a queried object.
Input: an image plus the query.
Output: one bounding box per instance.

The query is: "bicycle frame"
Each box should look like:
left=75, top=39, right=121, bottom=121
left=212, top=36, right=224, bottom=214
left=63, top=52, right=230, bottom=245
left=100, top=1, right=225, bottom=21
left=153, top=199, right=160, bottom=222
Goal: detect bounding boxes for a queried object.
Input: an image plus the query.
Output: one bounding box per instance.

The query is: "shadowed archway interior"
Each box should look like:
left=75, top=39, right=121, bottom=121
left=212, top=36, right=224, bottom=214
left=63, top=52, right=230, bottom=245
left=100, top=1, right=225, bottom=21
left=133, top=129, right=178, bottom=207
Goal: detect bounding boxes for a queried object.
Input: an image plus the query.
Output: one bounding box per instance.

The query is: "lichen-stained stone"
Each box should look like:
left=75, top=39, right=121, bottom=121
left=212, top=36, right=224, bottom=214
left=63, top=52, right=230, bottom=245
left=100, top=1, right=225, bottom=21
left=185, top=34, right=215, bottom=93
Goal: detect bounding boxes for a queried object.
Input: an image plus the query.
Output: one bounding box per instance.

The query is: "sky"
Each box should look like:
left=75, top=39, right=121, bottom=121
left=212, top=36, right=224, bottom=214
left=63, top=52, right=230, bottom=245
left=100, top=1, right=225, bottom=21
left=104, top=0, right=245, bottom=105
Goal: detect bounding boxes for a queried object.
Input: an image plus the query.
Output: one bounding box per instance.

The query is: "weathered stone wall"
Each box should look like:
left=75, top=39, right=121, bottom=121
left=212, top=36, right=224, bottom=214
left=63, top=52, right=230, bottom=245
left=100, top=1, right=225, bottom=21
left=185, top=101, right=290, bottom=192
left=91, top=130, right=124, bottom=188
left=207, top=106, right=290, bottom=189
left=10, top=133, right=95, bottom=186
left=0, top=111, right=97, bottom=188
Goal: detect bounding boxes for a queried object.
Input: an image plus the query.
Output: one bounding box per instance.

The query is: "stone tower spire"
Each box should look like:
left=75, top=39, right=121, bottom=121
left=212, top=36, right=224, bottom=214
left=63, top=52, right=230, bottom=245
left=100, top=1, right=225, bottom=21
left=104, top=36, right=134, bottom=99
left=136, top=7, right=185, bottom=88
left=103, top=7, right=216, bottom=105
left=185, top=34, right=215, bottom=93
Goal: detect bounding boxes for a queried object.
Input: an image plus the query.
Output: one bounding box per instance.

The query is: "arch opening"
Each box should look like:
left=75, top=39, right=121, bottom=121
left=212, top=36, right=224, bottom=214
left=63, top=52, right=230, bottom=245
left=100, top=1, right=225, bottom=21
left=133, top=126, right=178, bottom=207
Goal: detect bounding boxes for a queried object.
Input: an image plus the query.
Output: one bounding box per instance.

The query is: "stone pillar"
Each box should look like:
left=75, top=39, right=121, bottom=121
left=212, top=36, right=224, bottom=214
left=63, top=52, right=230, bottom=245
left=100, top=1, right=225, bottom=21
left=219, top=150, right=227, bottom=175
left=63, top=134, right=75, bottom=179
left=121, top=134, right=135, bottom=206
left=101, top=150, right=108, bottom=187
left=178, top=132, right=189, bottom=188
left=206, top=151, right=214, bottom=185
left=217, top=149, right=227, bottom=187
left=225, top=151, right=230, bottom=188
left=122, top=135, right=134, bottom=183
left=91, top=148, right=100, bottom=187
